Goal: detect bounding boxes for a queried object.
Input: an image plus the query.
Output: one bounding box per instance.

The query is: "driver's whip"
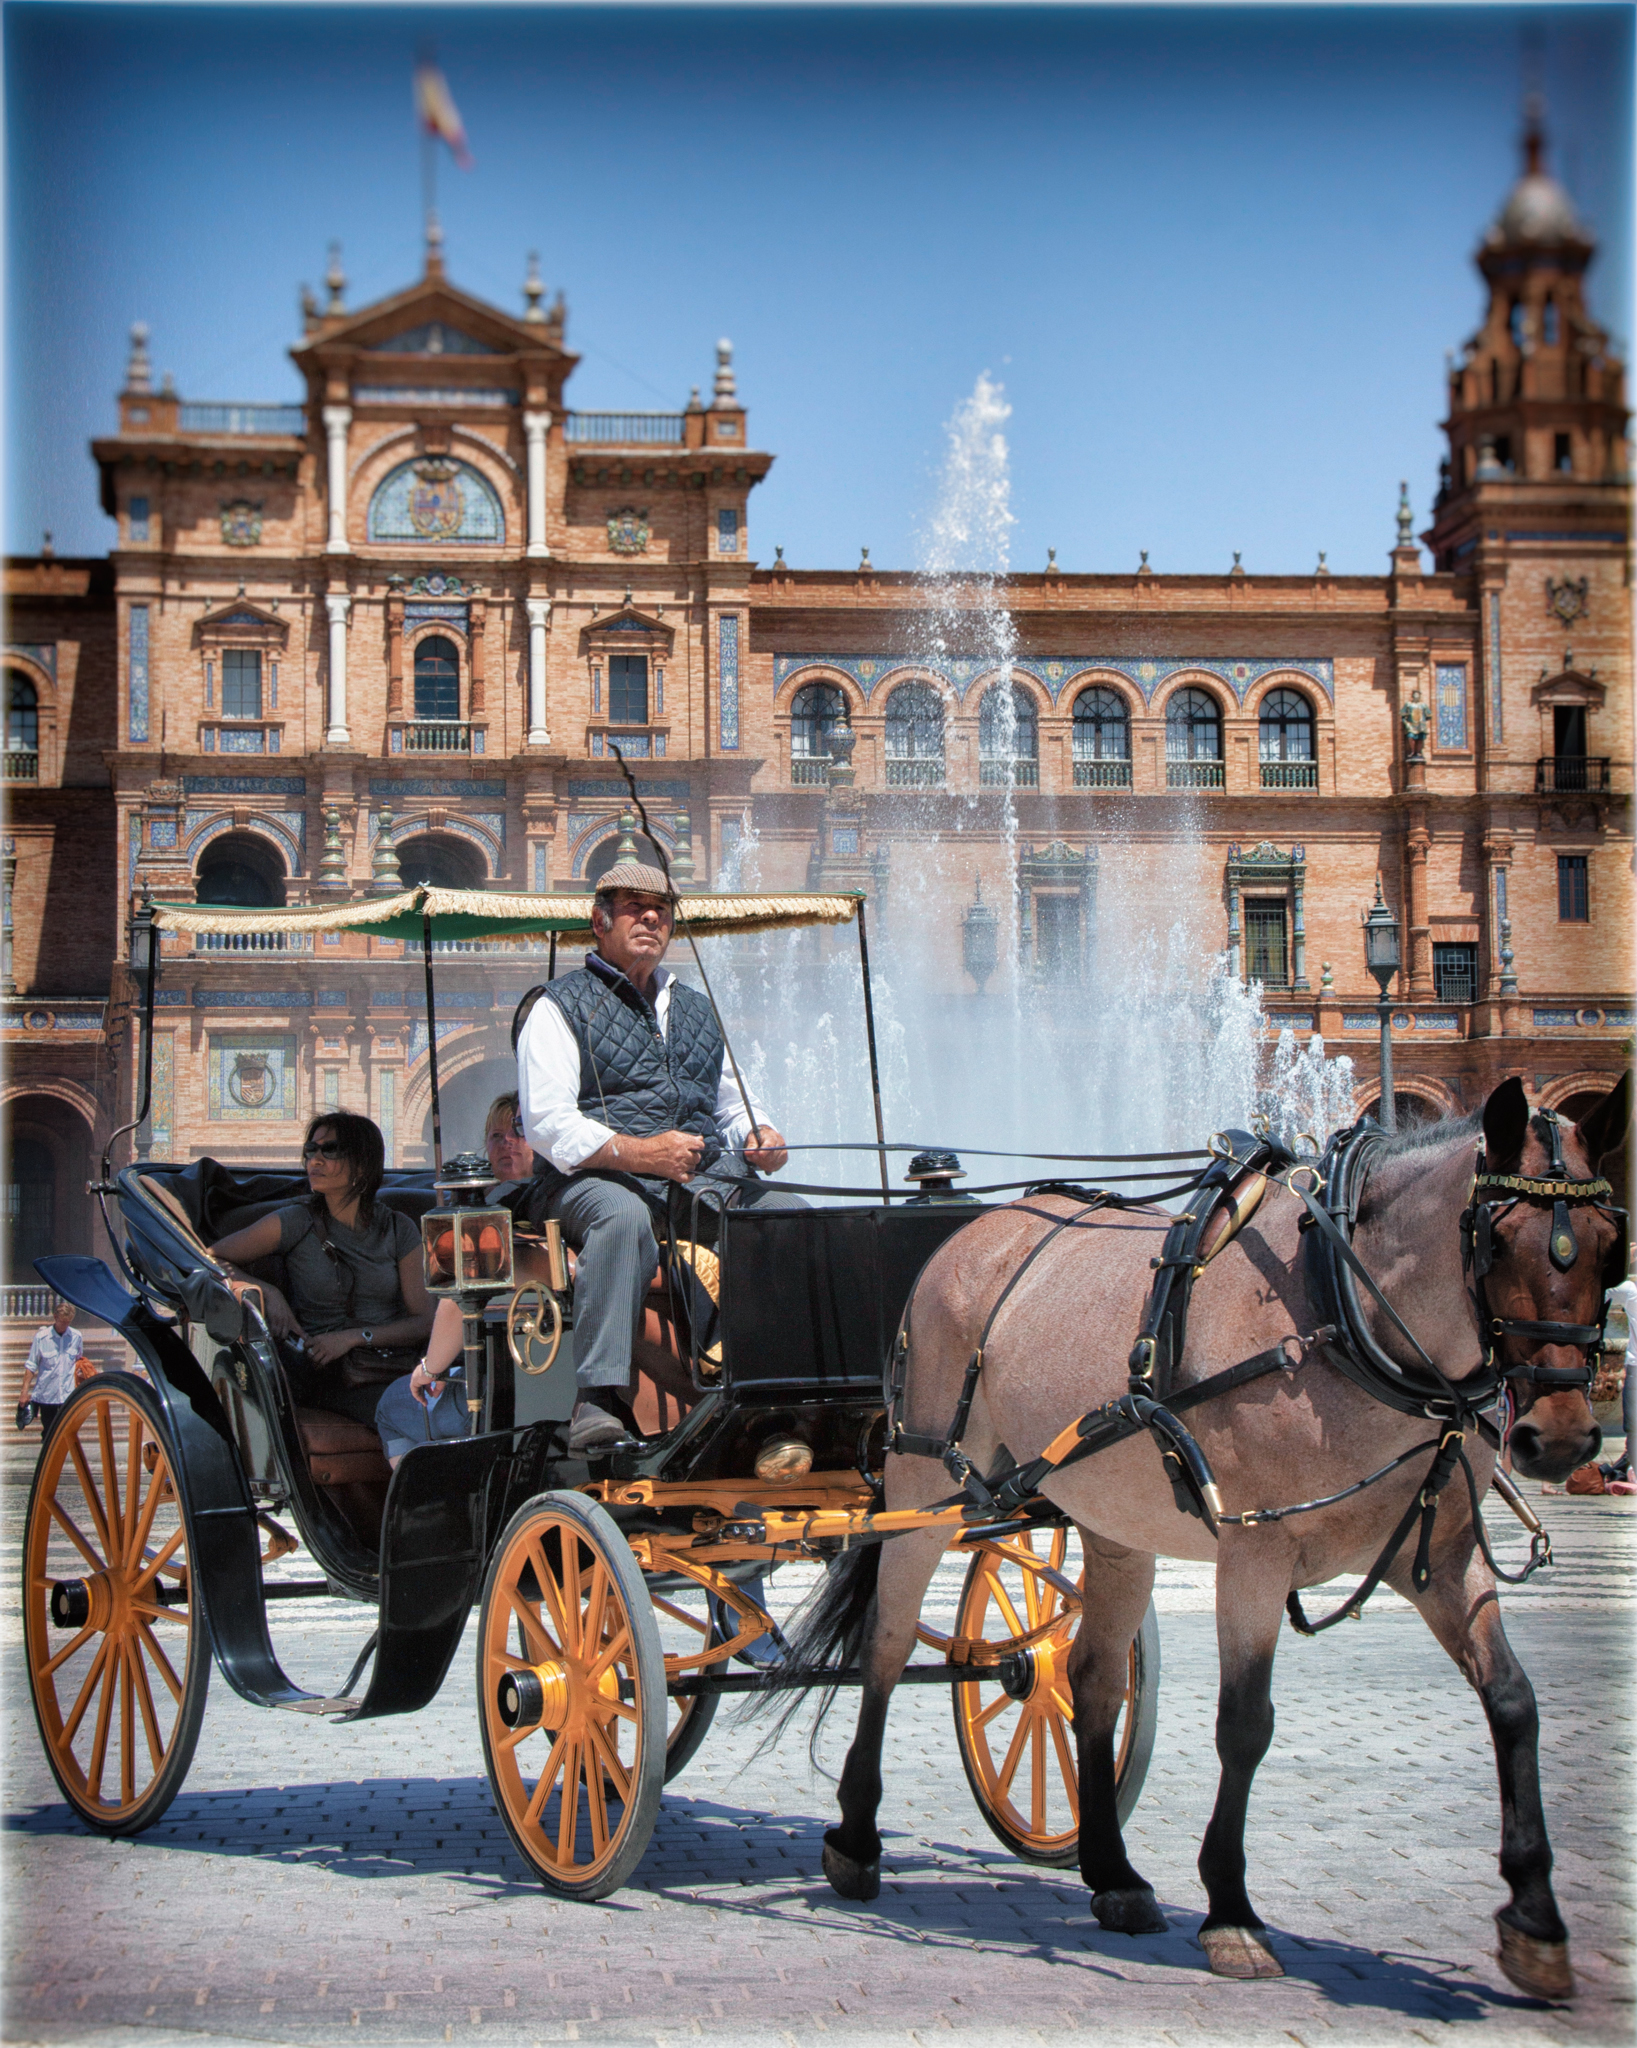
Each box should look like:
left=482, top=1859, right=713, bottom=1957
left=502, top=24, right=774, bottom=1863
left=607, top=745, right=767, bottom=1155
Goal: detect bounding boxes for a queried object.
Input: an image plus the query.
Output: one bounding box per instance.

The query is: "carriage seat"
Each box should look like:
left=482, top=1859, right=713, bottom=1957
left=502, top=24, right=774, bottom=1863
left=294, top=1408, right=393, bottom=1486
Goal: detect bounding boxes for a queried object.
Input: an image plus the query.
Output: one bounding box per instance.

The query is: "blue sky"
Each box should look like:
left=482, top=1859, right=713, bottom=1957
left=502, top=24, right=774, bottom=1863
left=5, top=3, right=1632, bottom=574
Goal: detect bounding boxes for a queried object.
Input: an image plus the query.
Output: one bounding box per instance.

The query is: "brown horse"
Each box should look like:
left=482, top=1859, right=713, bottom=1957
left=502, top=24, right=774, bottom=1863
left=791, top=1075, right=1628, bottom=2000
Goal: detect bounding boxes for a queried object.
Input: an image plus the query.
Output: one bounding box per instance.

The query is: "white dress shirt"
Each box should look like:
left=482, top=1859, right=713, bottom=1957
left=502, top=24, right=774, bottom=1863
left=518, top=959, right=770, bottom=1174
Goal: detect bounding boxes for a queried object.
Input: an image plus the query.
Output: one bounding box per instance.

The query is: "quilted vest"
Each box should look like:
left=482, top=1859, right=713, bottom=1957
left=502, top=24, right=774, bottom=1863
left=533, top=955, right=731, bottom=1173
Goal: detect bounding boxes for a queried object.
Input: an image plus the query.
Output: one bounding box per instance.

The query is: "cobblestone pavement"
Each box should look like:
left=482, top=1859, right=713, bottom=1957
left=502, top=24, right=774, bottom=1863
left=3, top=1438, right=1632, bottom=2048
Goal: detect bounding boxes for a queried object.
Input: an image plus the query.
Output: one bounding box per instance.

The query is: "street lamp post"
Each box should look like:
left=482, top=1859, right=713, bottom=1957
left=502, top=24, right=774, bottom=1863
left=1362, top=876, right=1401, bottom=1134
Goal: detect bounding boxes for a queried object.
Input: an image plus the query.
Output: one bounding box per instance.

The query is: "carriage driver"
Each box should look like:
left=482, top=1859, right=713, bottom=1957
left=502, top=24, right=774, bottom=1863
left=515, top=860, right=807, bottom=1454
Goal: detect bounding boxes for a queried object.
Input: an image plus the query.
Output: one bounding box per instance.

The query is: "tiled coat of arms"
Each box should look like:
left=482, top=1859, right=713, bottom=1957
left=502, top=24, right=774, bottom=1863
left=409, top=461, right=466, bottom=539
left=1546, top=577, right=1589, bottom=626
left=607, top=507, right=651, bottom=556
left=220, top=500, right=263, bottom=547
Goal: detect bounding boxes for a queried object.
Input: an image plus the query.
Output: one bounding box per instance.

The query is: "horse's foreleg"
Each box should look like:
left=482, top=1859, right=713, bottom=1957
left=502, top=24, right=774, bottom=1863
left=1400, top=1542, right=1573, bottom=2001
left=824, top=1526, right=948, bottom=1902
left=1197, top=1538, right=1289, bottom=1978
left=1070, top=1536, right=1167, bottom=1934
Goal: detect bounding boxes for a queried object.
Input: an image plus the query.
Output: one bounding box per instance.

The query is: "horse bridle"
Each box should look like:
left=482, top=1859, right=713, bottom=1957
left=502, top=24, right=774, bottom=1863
left=1460, top=1107, right=1628, bottom=1399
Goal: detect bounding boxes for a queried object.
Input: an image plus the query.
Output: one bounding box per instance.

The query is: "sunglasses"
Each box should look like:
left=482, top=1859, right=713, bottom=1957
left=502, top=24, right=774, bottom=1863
left=303, top=1140, right=344, bottom=1160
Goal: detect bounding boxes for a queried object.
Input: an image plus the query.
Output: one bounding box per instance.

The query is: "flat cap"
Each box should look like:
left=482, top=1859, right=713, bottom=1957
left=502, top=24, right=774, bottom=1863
left=595, top=860, right=674, bottom=900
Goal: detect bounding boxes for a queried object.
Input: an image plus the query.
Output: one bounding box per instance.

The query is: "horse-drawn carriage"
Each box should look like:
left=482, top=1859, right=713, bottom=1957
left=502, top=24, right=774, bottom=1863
left=23, top=881, right=1160, bottom=1899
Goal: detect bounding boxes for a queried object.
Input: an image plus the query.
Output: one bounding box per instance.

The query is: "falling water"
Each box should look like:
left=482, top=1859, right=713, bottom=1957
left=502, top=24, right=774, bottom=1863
left=697, top=377, right=1354, bottom=1198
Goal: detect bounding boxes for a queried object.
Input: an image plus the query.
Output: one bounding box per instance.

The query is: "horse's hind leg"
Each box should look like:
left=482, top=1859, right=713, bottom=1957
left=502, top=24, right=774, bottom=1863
left=1071, top=1535, right=1168, bottom=1934
left=824, top=1525, right=949, bottom=1902
left=1197, top=1538, right=1289, bottom=1978
left=1400, top=1542, right=1573, bottom=2000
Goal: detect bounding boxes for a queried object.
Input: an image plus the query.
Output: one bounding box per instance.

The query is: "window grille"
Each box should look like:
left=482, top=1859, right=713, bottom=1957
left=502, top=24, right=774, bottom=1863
left=1165, top=687, right=1221, bottom=760
left=1244, top=898, right=1289, bottom=988
left=1557, top=854, right=1589, bottom=923
left=221, top=649, right=262, bottom=719
left=978, top=684, right=1037, bottom=760
left=1433, top=944, right=1479, bottom=1004
left=8, top=673, right=39, bottom=751
left=609, top=654, right=649, bottom=725
left=791, top=683, right=847, bottom=759
left=413, top=636, right=460, bottom=721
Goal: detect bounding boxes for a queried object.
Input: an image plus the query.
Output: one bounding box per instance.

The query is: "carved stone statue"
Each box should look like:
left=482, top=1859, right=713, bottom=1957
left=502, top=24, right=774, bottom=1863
left=1400, top=686, right=1429, bottom=759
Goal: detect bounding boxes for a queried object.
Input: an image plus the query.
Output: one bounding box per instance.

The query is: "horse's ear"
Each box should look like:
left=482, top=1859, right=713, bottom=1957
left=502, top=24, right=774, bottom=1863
left=1576, top=1070, right=1632, bottom=1173
left=1482, top=1077, right=1531, bottom=1165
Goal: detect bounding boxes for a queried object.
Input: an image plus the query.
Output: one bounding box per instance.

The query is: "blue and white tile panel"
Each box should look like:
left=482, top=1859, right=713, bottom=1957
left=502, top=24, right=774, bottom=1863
left=772, top=654, right=1335, bottom=705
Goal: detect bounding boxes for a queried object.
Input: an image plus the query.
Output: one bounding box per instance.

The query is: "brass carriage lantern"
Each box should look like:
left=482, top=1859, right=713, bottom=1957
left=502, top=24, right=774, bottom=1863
left=420, top=1153, right=515, bottom=1298
left=962, top=873, right=1000, bottom=993
left=1361, top=877, right=1401, bottom=1135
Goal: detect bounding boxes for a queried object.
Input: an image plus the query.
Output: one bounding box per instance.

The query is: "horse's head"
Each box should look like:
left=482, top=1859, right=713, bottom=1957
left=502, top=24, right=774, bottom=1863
left=1473, top=1074, right=1630, bottom=1482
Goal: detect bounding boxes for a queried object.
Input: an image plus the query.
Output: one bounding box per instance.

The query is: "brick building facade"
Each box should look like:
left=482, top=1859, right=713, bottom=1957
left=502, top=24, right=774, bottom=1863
left=3, top=125, right=1631, bottom=1290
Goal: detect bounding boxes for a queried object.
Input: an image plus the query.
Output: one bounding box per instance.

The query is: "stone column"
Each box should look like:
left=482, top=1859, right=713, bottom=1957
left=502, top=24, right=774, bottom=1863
left=469, top=598, right=487, bottom=715
left=1405, top=820, right=1433, bottom=999
left=1484, top=831, right=1519, bottom=1003
left=525, top=598, right=551, bottom=746
left=523, top=412, right=551, bottom=559
left=322, top=405, right=352, bottom=553
left=325, top=593, right=352, bottom=746
left=385, top=592, right=404, bottom=717
left=1291, top=846, right=1309, bottom=991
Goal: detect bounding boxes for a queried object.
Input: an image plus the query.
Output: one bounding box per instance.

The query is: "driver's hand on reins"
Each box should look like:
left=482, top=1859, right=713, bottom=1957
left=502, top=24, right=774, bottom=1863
left=743, top=1126, right=790, bottom=1174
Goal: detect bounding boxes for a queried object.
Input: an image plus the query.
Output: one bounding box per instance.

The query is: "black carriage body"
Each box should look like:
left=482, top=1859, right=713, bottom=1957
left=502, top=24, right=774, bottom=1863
left=46, top=1159, right=986, bottom=1724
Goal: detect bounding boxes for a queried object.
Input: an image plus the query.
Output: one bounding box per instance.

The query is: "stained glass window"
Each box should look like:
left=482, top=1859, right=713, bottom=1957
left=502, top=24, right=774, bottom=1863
left=368, top=459, right=504, bottom=545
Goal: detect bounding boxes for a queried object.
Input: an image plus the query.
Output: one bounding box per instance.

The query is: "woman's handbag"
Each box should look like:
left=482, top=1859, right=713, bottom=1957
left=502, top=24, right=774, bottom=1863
left=339, top=1343, right=422, bottom=1391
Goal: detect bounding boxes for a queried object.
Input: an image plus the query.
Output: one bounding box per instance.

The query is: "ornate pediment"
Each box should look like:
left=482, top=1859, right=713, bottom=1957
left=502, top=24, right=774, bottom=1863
left=1530, top=666, right=1605, bottom=708
left=368, top=321, right=497, bottom=356
left=194, top=598, right=288, bottom=646
left=582, top=604, right=675, bottom=655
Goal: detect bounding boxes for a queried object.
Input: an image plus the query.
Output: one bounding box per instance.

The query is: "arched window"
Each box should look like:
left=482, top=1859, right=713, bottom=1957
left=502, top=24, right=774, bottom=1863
left=395, top=833, right=486, bottom=891
left=790, top=682, right=848, bottom=784
left=8, top=671, right=39, bottom=756
left=1071, top=686, right=1131, bottom=787
left=1164, top=687, right=1223, bottom=789
left=413, top=636, right=461, bottom=722
left=978, top=684, right=1038, bottom=785
left=884, top=682, right=945, bottom=787
left=1543, top=296, right=1560, bottom=347
left=1258, top=688, right=1315, bottom=789
left=196, top=832, right=286, bottom=909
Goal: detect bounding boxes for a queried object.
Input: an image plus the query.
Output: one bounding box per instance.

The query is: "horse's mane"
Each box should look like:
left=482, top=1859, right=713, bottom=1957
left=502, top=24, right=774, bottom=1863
left=1366, top=1109, right=1481, bottom=1159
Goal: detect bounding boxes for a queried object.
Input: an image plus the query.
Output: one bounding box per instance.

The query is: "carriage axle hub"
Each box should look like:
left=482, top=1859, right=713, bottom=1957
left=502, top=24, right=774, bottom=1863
left=50, top=1575, right=112, bottom=1632
left=496, top=1658, right=571, bottom=1732
left=999, top=1648, right=1037, bottom=1701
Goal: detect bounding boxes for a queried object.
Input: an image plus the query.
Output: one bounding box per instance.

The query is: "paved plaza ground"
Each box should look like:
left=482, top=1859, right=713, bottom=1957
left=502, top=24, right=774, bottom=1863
left=3, top=1436, right=1632, bottom=2048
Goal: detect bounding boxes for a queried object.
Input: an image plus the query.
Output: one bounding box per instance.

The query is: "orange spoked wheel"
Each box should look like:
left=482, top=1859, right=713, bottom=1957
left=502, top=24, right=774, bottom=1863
left=951, top=1529, right=1158, bottom=1866
left=477, top=1492, right=665, bottom=1899
left=646, top=1578, right=723, bottom=1784
left=23, top=1375, right=209, bottom=1835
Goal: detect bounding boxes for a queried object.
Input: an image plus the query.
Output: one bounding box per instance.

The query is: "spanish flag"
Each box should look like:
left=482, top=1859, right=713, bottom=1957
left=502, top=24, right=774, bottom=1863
left=416, top=64, right=473, bottom=169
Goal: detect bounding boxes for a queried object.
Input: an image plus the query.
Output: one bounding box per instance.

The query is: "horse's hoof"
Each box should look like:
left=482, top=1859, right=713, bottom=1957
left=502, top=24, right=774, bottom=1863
left=821, top=1832, right=880, bottom=1902
left=1200, top=1926, right=1284, bottom=1979
left=1495, top=1920, right=1575, bottom=2002
left=1091, top=1885, right=1168, bottom=1935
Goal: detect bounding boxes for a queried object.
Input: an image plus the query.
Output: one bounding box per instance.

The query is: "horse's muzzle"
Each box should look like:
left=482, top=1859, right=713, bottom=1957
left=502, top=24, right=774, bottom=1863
left=1507, top=1413, right=1601, bottom=1483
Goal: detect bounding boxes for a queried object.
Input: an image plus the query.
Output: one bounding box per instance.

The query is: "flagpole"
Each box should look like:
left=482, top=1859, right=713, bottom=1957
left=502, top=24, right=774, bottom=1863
left=422, top=123, right=436, bottom=257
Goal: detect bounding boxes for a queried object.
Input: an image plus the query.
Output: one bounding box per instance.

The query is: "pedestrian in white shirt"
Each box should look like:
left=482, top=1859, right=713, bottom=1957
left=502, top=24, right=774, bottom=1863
left=513, top=861, right=805, bottom=1454
left=20, top=1300, right=84, bottom=1435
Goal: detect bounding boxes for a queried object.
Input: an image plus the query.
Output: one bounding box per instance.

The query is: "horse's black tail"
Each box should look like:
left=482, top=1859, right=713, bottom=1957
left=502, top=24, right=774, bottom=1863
left=739, top=1543, right=881, bottom=1771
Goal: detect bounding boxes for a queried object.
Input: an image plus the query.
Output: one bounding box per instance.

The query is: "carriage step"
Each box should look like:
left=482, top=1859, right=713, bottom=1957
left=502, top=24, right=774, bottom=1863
left=271, top=1696, right=363, bottom=1715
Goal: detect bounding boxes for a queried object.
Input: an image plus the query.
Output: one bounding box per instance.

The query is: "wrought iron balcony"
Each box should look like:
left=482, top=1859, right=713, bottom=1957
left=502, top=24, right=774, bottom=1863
left=885, top=758, right=945, bottom=789
left=1260, top=760, right=1318, bottom=790
left=1073, top=758, right=1132, bottom=789
left=1167, top=759, right=1225, bottom=790
left=4, top=749, right=39, bottom=781
left=1535, top=756, right=1611, bottom=794
left=979, top=758, right=1039, bottom=788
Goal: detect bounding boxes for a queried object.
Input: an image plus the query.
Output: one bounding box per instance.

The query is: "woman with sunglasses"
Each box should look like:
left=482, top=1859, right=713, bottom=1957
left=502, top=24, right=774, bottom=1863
left=213, top=1111, right=434, bottom=1426
left=373, top=1092, right=541, bottom=1463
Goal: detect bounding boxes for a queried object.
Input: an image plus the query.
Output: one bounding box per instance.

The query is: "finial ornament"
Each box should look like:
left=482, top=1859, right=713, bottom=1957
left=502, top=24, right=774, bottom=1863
left=1139, top=549, right=1149, bottom=570
left=523, top=251, right=545, bottom=322
left=1317, top=551, right=1328, bottom=572
left=326, top=242, right=346, bottom=311
left=125, top=323, right=152, bottom=395
left=859, top=546, right=871, bottom=571
left=713, top=338, right=737, bottom=405
left=1046, top=547, right=1057, bottom=572
left=1396, top=480, right=1414, bottom=546
left=773, top=545, right=785, bottom=567
left=1232, top=550, right=1243, bottom=571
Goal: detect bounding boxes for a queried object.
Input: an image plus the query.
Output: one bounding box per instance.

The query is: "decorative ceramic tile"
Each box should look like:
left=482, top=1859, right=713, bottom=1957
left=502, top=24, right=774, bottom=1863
left=185, top=776, right=306, bottom=795
left=369, top=778, right=506, bottom=798
left=1435, top=664, right=1468, bottom=749
left=194, top=991, right=315, bottom=1008
left=1488, top=594, right=1503, bottom=741
left=147, top=1035, right=174, bottom=1156
left=368, top=458, right=503, bottom=545
left=378, top=1068, right=395, bottom=1166
left=208, top=1033, right=299, bottom=1120
left=772, top=653, right=1336, bottom=706
left=128, top=605, right=150, bottom=741
left=719, top=616, right=740, bottom=749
